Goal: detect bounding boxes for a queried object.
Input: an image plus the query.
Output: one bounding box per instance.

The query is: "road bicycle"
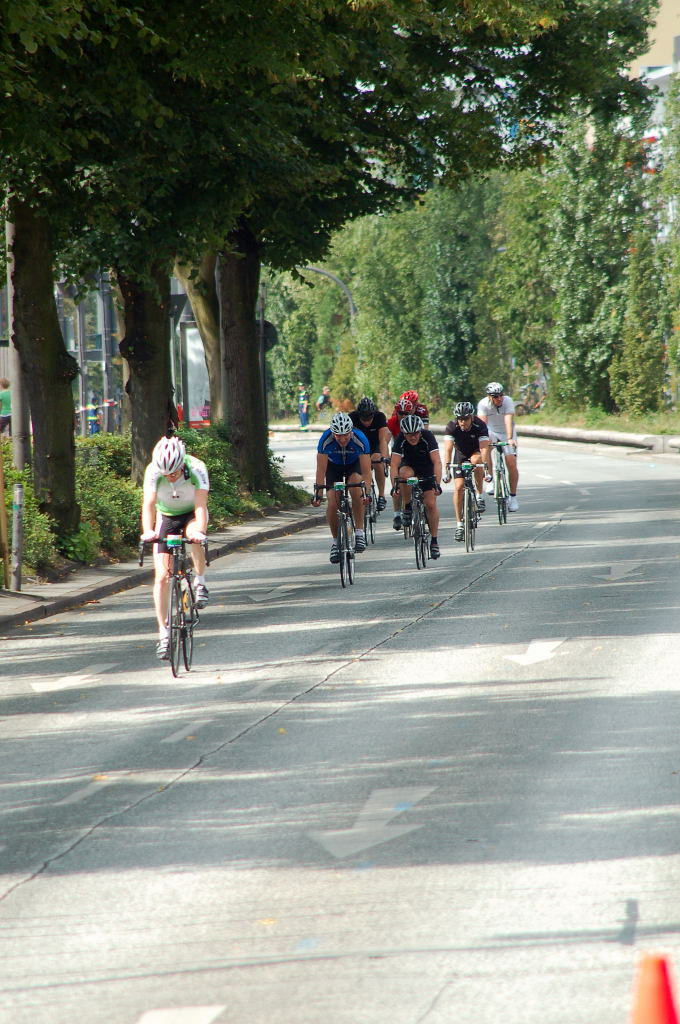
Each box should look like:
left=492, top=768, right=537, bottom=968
left=490, top=440, right=510, bottom=525
left=395, top=475, right=438, bottom=569
left=459, top=462, right=480, bottom=552
left=139, top=535, right=209, bottom=677
left=366, top=456, right=390, bottom=544
left=315, top=481, right=366, bottom=588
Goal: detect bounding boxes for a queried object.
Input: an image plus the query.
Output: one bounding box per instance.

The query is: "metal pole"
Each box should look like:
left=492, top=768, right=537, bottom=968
left=77, top=299, right=88, bottom=435
left=0, top=443, right=9, bottom=588
left=11, top=482, right=22, bottom=591
left=5, top=220, right=30, bottom=470
left=299, top=266, right=357, bottom=322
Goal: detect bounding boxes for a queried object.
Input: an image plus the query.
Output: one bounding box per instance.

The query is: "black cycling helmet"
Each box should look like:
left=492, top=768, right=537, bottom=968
left=454, top=401, right=475, bottom=419
left=356, top=397, right=376, bottom=419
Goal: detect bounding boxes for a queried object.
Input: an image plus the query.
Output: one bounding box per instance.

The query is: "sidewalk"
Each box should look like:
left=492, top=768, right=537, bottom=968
left=0, top=506, right=325, bottom=632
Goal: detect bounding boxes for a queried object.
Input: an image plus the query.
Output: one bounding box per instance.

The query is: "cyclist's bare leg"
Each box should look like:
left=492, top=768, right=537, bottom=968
left=371, top=456, right=386, bottom=497
left=347, top=471, right=365, bottom=530
left=153, top=551, right=173, bottom=633
left=469, top=451, right=485, bottom=496
left=185, top=519, right=207, bottom=576
left=506, top=452, right=519, bottom=493
left=423, top=488, right=439, bottom=536
left=453, top=477, right=464, bottom=521
left=397, top=465, right=414, bottom=507
left=326, top=489, right=340, bottom=538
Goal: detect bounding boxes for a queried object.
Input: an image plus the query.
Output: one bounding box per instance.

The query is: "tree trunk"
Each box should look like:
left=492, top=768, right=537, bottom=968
left=8, top=196, right=80, bottom=532
left=117, top=267, right=175, bottom=485
left=216, top=223, right=272, bottom=492
left=173, top=251, right=223, bottom=422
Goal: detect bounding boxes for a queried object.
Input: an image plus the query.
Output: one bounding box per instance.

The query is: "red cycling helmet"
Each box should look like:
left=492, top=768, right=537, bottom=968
left=400, top=389, right=419, bottom=405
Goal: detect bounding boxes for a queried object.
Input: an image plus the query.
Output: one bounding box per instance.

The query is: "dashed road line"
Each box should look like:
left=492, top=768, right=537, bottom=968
left=161, top=720, right=212, bottom=743
left=31, top=662, right=117, bottom=693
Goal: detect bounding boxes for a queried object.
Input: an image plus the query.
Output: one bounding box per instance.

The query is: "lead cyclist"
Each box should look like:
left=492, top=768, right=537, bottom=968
left=140, top=435, right=210, bottom=659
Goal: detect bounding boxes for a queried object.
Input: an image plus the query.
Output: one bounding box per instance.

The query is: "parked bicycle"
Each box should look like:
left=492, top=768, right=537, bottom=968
left=489, top=440, right=511, bottom=524
left=139, top=535, right=209, bottom=676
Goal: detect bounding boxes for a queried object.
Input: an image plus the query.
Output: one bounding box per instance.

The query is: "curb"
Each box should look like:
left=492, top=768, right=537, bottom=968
left=0, top=509, right=326, bottom=631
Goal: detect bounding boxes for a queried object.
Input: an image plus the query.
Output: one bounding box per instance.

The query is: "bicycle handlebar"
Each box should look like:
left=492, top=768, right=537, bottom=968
left=138, top=535, right=209, bottom=568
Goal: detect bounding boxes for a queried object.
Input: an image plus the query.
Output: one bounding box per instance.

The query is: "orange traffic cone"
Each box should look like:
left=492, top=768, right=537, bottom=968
left=631, top=954, right=679, bottom=1024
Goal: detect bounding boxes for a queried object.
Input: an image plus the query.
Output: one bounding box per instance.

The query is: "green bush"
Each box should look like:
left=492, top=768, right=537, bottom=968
left=1, top=440, right=56, bottom=574
left=76, top=470, right=142, bottom=557
left=76, top=432, right=132, bottom=478
left=59, top=520, right=102, bottom=563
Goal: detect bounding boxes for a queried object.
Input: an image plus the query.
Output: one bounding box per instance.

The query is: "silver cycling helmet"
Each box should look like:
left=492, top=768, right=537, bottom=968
left=485, top=382, right=504, bottom=396
left=330, top=411, right=353, bottom=435
left=454, top=401, right=475, bottom=418
left=400, top=414, right=424, bottom=435
left=152, top=436, right=186, bottom=475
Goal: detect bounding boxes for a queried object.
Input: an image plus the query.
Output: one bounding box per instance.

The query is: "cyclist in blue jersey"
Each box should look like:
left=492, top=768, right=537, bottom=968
left=311, top=411, right=372, bottom=563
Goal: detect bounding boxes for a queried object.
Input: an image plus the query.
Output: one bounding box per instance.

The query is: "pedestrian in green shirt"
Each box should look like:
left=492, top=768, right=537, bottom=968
left=0, top=378, right=11, bottom=437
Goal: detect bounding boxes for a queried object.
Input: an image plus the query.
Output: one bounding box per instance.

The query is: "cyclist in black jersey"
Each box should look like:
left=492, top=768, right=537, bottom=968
left=442, top=402, right=490, bottom=542
left=390, top=414, right=442, bottom=559
left=350, top=397, right=390, bottom=511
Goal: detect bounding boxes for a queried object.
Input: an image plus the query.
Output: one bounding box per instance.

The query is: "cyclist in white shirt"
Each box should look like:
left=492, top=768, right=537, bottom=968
left=476, top=381, right=520, bottom=511
left=140, top=435, right=210, bottom=659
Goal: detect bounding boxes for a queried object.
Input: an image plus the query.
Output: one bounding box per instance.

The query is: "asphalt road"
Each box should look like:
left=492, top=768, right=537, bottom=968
left=2, top=438, right=680, bottom=1024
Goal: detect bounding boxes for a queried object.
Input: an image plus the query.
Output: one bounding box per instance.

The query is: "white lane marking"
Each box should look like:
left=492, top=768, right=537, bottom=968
left=535, top=474, right=554, bottom=479
left=533, top=521, right=552, bottom=528
left=309, top=787, right=435, bottom=859
left=31, top=662, right=116, bottom=693
left=506, top=639, right=566, bottom=666
left=55, top=778, right=115, bottom=806
left=161, top=720, right=212, bottom=743
left=560, top=480, right=575, bottom=486
left=578, top=488, right=591, bottom=495
left=593, top=562, right=644, bottom=582
left=137, top=1009, right=226, bottom=1024
left=54, top=771, right=171, bottom=806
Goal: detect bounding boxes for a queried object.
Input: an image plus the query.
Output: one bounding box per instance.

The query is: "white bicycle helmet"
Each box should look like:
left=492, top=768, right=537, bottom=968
left=330, top=411, right=353, bottom=434
left=152, top=435, right=186, bottom=474
left=400, top=414, right=424, bottom=434
left=485, top=382, right=504, bottom=396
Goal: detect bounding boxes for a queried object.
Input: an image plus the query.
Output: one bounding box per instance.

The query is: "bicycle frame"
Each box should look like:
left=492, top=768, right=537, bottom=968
left=491, top=442, right=510, bottom=525
left=459, top=463, right=479, bottom=551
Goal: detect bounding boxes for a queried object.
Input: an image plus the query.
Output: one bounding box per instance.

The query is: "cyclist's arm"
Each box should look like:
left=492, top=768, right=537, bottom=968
left=378, top=426, right=390, bottom=460
left=504, top=411, right=515, bottom=443
left=192, top=489, right=208, bottom=534
left=442, top=438, right=453, bottom=468
left=429, top=448, right=442, bottom=486
left=389, top=451, right=402, bottom=488
left=141, top=488, right=158, bottom=536
left=315, top=452, right=328, bottom=490
left=359, top=453, right=372, bottom=493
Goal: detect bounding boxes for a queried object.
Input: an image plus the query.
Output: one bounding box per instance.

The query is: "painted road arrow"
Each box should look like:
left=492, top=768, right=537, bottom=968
left=505, top=639, right=566, bottom=666
left=592, top=562, right=643, bottom=582
left=309, top=787, right=435, bottom=859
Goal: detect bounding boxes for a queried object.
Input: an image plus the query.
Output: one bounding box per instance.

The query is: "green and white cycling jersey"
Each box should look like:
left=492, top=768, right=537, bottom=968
left=143, top=454, right=210, bottom=515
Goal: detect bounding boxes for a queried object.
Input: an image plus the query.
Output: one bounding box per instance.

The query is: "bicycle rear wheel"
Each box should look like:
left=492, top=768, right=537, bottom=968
left=169, top=578, right=183, bottom=677
left=496, top=468, right=508, bottom=524
left=464, top=488, right=476, bottom=551
left=182, top=579, right=194, bottom=671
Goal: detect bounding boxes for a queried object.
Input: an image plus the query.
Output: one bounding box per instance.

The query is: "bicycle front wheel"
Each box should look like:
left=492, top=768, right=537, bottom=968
left=346, top=514, right=356, bottom=585
left=368, top=490, right=376, bottom=544
left=464, top=488, right=476, bottom=552
left=496, top=468, right=508, bottom=524
left=169, top=578, right=183, bottom=677
left=337, top=512, right=348, bottom=588
left=182, top=580, right=194, bottom=671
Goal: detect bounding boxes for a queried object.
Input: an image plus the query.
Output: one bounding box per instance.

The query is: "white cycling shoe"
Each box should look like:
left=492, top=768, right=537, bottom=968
left=508, top=496, right=519, bottom=512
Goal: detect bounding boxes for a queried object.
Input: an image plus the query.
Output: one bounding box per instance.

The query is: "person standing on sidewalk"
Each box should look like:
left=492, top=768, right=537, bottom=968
left=297, top=383, right=310, bottom=430
left=0, top=378, right=11, bottom=436
left=140, top=435, right=210, bottom=660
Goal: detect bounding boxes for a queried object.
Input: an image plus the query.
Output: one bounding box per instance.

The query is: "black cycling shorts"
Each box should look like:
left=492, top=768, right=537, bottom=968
left=325, top=460, right=362, bottom=488
left=156, top=512, right=195, bottom=554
